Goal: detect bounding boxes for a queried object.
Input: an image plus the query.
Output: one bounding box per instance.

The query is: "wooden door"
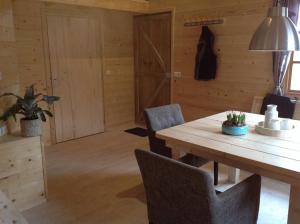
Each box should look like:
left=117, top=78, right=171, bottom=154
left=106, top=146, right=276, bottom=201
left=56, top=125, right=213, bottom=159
left=134, top=13, right=172, bottom=123
left=47, top=15, right=105, bottom=143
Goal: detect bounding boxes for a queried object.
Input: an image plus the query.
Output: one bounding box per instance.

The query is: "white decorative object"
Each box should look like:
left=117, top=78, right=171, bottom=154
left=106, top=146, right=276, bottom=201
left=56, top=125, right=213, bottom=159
left=255, top=121, right=296, bottom=138
left=264, top=104, right=278, bottom=128
left=0, top=124, right=7, bottom=137
left=269, top=119, right=281, bottom=130
left=281, top=118, right=293, bottom=130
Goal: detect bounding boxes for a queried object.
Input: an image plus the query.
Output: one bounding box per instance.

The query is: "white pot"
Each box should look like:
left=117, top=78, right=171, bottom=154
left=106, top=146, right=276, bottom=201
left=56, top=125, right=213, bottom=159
left=20, top=118, right=42, bottom=137
left=264, top=104, right=279, bottom=128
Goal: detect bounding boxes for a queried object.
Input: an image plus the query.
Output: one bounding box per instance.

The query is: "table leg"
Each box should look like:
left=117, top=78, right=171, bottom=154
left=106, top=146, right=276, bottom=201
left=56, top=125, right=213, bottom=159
left=288, top=185, right=300, bottom=224
left=171, top=147, right=181, bottom=160
left=228, top=167, right=240, bottom=183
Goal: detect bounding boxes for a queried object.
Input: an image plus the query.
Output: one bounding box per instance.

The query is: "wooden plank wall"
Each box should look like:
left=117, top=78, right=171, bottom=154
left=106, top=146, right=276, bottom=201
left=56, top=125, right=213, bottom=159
left=101, top=10, right=135, bottom=128
left=5, top=0, right=275, bottom=143
left=150, top=0, right=274, bottom=121
left=41, top=0, right=150, bottom=13
left=0, top=0, right=19, bottom=118
left=12, top=1, right=50, bottom=142
left=11, top=1, right=135, bottom=145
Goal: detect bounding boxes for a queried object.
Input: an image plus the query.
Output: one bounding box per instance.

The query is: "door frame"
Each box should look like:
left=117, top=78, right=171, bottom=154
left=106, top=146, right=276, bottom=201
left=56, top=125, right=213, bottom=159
left=41, top=5, right=106, bottom=144
left=133, top=9, right=175, bottom=123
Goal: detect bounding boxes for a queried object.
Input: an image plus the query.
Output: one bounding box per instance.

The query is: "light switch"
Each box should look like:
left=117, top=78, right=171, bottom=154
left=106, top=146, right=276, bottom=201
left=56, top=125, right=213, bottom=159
left=174, top=72, right=182, bottom=78
left=0, top=72, right=2, bottom=80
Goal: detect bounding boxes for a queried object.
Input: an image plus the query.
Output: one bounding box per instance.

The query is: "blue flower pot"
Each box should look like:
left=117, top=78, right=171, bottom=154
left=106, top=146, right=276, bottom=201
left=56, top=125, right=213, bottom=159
left=222, top=125, right=249, bottom=136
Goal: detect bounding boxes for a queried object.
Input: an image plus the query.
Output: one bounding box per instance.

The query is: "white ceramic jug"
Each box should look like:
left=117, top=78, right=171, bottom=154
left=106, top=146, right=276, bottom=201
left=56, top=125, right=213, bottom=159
left=264, top=104, right=278, bottom=128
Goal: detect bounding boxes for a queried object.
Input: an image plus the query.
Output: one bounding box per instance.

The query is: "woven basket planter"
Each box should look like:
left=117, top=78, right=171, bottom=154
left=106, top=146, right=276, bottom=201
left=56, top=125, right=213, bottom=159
left=20, top=118, right=42, bottom=137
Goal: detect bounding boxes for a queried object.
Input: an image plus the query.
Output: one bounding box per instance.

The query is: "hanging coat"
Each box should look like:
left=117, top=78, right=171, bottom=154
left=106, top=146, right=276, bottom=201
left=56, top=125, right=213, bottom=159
left=194, top=26, right=217, bottom=81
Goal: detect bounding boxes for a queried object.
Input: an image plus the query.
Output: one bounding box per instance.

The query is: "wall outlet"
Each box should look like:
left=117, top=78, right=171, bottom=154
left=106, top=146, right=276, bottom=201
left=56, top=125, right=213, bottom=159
left=174, top=72, right=182, bottom=78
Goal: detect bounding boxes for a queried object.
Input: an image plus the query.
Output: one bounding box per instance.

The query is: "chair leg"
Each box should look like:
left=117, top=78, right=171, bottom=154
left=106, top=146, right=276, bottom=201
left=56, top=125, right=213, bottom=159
left=214, top=161, right=219, bottom=186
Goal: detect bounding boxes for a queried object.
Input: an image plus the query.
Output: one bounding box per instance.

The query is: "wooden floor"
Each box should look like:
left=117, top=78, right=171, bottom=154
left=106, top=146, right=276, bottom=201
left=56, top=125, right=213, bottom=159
left=23, top=126, right=290, bottom=224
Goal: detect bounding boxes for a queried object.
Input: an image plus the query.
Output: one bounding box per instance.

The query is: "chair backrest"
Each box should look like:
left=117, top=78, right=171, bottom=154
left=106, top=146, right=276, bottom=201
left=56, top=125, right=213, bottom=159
left=252, top=95, right=300, bottom=120
left=135, top=149, right=216, bottom=224
left=144, top=104, right=184, bottom=157
left=260, top=94, right=295, bottom=119
left=144, top=104, right=185, bottom=132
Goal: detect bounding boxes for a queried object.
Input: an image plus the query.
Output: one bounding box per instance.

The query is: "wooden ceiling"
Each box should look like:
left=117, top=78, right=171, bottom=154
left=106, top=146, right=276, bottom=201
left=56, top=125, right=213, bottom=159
left=41, top=0, right=150, bottom=13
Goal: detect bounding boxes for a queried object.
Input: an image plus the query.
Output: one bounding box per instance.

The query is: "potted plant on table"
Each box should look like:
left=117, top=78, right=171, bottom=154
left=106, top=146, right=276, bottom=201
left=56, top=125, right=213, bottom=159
left=0, top=85, right=60, bottom=137
left=222, top=111, right=248, bottom=136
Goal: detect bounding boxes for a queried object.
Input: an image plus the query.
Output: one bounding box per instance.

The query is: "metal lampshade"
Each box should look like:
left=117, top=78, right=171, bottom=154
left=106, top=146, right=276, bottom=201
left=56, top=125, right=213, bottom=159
left=249, top=6, right=300, bottom=51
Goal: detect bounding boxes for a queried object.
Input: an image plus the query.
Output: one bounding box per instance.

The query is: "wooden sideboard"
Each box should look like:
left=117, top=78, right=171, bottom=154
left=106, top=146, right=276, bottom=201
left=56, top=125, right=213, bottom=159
left=0, top=190, right=28, bottom=224
left=0, top=135, right=47, bottom=211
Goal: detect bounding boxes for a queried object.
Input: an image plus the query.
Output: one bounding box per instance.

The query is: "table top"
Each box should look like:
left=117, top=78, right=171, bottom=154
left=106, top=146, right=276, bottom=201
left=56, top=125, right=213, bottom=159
left=0, top=133, right=40, bottom=145
left=157, top=112, right=300, bottom=184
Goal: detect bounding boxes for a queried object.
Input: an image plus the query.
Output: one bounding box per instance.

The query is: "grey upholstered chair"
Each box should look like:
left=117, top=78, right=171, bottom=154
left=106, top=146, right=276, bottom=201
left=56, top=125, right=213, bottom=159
left=135, top=149, right=261, bottom=224
left=144, top=104, right=219, bottom=185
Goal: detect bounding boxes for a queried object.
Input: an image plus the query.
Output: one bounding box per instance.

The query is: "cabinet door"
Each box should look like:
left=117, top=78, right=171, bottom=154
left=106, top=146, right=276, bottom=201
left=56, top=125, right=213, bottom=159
left=47, top=15, right=105, bottom=142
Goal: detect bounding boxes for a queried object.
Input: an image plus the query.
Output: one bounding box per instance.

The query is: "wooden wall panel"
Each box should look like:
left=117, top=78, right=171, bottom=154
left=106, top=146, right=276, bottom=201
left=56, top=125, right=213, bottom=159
left=41, top=0, right=150, bottom=13
left=150, top=0, right=274, bottom=121
left=6, top=0, right=273, bottom=143
left=102, top=10, right=135, bottom=129
left=12, top=0, right=51, bottom=144
left=0, top=0, right=19, bottom=119
left=12, top=1, right=135, bottom=144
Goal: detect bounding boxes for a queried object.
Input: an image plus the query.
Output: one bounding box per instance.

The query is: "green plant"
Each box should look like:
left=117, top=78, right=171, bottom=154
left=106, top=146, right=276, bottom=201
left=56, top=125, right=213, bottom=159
left=0, top=85, right=60, bottom=122
left=223, top=111, right=246, bottom=127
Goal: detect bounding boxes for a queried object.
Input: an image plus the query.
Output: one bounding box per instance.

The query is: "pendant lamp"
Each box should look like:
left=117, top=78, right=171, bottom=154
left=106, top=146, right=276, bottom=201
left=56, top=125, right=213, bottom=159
left=249, top=0, right=300, bottom=51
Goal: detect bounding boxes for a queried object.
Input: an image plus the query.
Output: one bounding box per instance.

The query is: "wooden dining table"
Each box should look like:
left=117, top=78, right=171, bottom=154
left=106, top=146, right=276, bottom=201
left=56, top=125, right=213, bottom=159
left=156, top=112, right=300, bottom=224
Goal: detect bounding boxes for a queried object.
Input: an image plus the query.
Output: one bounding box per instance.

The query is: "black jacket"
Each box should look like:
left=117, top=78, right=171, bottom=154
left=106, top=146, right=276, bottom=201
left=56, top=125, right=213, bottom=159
left=194, top=26, right=217, bottom=81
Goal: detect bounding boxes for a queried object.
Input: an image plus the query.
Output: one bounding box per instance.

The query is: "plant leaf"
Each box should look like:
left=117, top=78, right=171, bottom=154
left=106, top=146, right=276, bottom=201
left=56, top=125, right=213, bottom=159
left=42, top=95, right=60, bottom=104
left=24, top=85, right=35, bottom=99
left=39, top=111, right=46, bottom=122
left=225, top=111, right=246, bottom=127
left=0, top=93, right=23, bottom=100
left=43, top=110, right=53, bottom=117
left=22, top=98, right=37, bottom=111
left=0, top=104, right=23, bottom=121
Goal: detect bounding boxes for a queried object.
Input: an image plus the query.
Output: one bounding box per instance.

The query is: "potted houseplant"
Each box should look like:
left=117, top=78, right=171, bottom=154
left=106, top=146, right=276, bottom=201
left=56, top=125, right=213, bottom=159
left=0, top=85, right=60, bottom=137
left=222, top=111, right=248, bottom=136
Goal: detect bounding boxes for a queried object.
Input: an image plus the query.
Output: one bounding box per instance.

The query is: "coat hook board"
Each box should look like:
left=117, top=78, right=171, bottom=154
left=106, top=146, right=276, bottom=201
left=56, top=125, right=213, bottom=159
left=184, top=18, right=224, bottom=27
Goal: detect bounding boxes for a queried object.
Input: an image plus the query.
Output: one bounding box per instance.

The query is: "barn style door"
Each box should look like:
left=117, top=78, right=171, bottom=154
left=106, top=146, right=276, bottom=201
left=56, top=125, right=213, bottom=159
left=134, top=12, right=172, bottom=123
left=47, top=15, right=105, bottom=143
